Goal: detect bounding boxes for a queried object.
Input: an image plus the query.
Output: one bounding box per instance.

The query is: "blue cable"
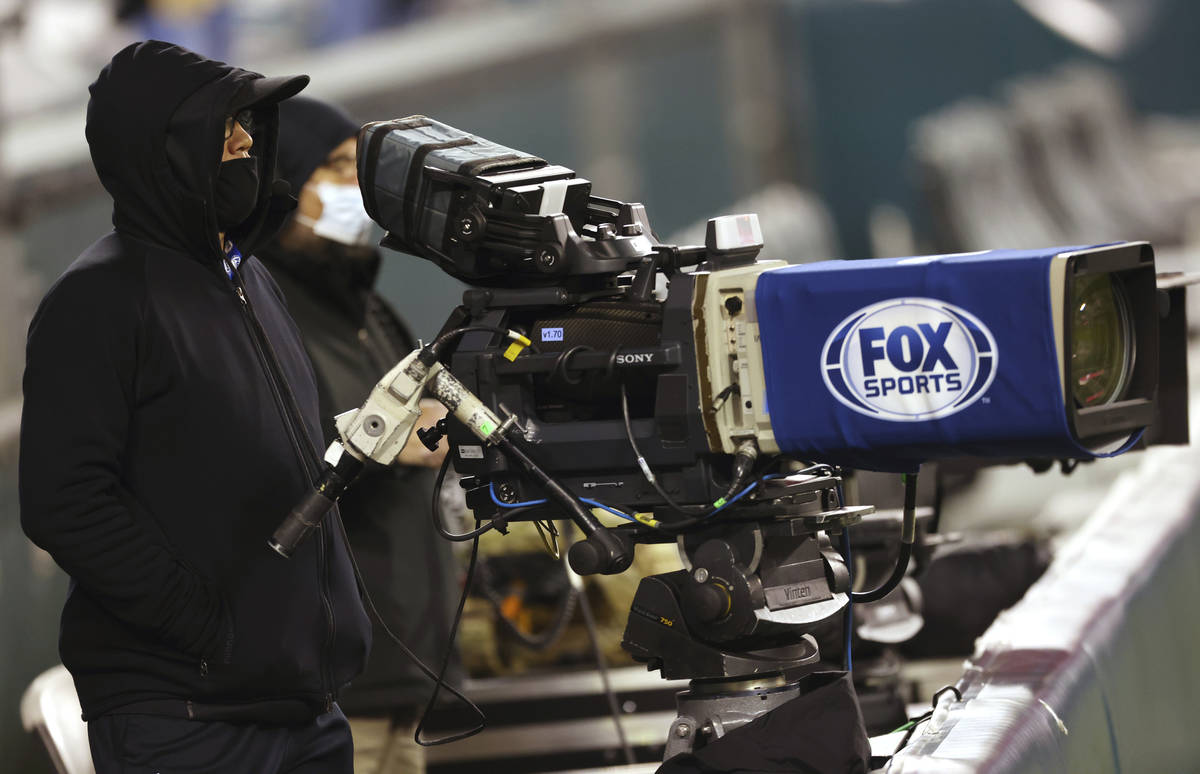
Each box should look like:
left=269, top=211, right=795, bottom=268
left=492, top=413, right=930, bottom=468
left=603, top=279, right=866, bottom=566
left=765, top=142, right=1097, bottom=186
left=487, top=465, right=825, bottom=525
left=707, top=479, right=760, bottom=516
left=839, top=483, right=853, bottom=673
left=580, top=498, right=638, bottom=523
left=488, top=485, right=547, bottom=509
left=704, top=471, right=801, bottom=518
left=486, top=468, right=819, bottom=530
left=486, top=469, right=828, bottom=527
left=487, top=483, right=637, bottom=523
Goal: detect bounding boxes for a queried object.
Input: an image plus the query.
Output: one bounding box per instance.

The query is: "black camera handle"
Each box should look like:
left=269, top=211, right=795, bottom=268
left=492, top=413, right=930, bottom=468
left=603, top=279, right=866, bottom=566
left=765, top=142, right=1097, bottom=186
left=489, top=433, right=635, bottom=576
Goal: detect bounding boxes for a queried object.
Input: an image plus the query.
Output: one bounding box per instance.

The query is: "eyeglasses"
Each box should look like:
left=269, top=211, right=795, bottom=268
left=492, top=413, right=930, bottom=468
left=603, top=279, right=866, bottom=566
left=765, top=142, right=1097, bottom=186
left=322, top=153, right=357, bottom=179
left=223, top=109, right=255, bottom=140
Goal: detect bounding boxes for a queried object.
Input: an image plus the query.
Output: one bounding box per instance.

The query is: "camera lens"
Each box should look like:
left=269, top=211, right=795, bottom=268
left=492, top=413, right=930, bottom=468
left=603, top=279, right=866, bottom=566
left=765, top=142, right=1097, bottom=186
left=1070, top=273, right=1132, bottom=407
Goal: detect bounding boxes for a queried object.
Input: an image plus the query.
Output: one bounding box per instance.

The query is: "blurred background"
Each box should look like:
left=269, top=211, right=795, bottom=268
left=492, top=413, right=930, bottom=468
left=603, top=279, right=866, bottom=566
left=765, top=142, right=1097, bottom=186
left=3, top=0, right=1200, bottom=771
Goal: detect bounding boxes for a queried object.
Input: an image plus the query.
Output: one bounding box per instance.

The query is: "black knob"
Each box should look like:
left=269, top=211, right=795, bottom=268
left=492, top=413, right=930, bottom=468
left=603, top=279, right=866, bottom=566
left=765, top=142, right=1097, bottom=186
left=688, top=581, right=731, bottom=623
left=568, top=539, right=604, bottom=576
left=568, top=532, right=635, bottom=576
left=416, top=418, right=448, bottom=451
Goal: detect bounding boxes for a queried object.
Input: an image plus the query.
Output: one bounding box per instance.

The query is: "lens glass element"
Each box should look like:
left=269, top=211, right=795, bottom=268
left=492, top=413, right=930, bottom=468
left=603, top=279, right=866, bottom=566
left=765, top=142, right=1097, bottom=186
left=1070, top=274, right=1132, bottom=407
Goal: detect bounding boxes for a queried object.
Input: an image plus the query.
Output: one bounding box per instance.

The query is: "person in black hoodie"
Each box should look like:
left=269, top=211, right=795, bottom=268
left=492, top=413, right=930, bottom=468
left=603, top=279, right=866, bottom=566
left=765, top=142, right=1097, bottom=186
left=19, top=41, right=371, bottom=773
left=258, top=96, right=461, bottom=774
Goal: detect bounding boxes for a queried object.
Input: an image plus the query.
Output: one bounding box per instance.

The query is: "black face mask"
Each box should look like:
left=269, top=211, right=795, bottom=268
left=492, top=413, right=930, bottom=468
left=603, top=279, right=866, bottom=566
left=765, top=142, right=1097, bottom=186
left=214, top=156, right=260, bottom=230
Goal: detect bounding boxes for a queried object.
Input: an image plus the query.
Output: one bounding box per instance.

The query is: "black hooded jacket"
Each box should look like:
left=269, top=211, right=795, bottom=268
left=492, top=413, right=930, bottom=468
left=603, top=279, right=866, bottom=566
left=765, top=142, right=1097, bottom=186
left=18, top=41, right=371, bottom=723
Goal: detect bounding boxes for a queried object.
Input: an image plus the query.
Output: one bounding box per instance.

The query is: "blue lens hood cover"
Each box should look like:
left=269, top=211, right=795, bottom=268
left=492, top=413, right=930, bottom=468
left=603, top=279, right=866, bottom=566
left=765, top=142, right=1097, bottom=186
left=755, top=245, right=1132, bottom=472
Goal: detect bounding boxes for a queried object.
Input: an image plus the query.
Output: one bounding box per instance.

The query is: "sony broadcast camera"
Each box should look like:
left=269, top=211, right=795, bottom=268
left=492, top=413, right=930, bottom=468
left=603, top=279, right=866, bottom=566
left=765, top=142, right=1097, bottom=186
left=357, top=114, right=1160, bottom=492
left=276, top=115, right=1178, bottom=755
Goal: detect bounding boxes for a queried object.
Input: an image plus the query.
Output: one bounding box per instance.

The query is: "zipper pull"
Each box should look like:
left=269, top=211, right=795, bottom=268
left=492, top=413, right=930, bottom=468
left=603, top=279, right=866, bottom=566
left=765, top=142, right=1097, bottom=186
left=235, top=286, right=247, bottom=305
left=200, top=659, right=209, bottom=678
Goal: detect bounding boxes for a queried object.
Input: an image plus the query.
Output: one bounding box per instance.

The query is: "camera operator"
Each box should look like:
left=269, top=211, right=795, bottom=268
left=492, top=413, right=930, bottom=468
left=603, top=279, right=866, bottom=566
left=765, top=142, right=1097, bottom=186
left=19, top=42, right=371, bottom=773
left=257, top=96, right=462, bottom=774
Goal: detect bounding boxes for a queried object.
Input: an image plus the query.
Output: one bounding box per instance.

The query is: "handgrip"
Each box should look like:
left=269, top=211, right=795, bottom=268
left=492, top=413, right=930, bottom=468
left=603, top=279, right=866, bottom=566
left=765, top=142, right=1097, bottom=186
left=494, top=434, right=634, bottom=575
left=567, top=528, right=634, bottom=576
left=269, top=450, right=364, bottom=558
left=268, top=489, right=334, bottom=558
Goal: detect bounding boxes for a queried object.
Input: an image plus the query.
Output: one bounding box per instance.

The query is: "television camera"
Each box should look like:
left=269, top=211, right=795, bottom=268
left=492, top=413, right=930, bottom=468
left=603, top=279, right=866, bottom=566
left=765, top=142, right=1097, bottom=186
left=272, top=116, right=1171, bottom=757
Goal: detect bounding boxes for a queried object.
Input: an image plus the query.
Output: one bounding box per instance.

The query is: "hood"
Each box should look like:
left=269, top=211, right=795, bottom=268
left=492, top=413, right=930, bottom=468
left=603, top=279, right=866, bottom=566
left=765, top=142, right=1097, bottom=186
left=259, top=96, right=379, bottom=321
left=86, top=40, right=309, bottom=263
left=274, top=96, right=359, bottom=200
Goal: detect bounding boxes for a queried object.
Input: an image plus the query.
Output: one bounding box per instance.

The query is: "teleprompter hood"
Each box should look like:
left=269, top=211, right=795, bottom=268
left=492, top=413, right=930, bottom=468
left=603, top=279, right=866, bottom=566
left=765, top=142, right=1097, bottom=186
left=86, top=40, right=308, bottom=263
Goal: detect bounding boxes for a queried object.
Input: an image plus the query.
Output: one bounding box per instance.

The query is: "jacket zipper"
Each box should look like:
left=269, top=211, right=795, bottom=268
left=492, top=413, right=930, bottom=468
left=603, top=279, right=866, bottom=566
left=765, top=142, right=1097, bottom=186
left=232, top=280, right=337, bottom=711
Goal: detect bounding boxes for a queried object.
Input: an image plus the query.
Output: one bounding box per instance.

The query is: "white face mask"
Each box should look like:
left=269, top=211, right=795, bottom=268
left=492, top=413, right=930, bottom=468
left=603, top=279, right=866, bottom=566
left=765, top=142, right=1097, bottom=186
left=295, top=182, right=380, bottom=246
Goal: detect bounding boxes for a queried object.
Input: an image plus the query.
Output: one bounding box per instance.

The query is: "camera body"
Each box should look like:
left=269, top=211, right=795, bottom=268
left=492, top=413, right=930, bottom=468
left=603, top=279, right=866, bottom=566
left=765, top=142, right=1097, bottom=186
left=358, top=116, right=1165, bottom=519
left=304, top=116, right=1185, bottom=754
left=443, top=270, right=730, bottom=520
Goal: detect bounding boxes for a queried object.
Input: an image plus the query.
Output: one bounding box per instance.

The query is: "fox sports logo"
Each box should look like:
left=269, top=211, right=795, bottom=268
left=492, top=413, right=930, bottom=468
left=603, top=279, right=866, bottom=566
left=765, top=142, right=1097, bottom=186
left=821, top=298, right=997, bottom=422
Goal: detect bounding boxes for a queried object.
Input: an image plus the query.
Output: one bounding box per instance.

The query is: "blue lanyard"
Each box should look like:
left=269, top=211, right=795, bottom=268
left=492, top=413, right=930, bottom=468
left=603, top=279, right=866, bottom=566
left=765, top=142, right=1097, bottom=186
left=223, top=242, right=243, bottom=281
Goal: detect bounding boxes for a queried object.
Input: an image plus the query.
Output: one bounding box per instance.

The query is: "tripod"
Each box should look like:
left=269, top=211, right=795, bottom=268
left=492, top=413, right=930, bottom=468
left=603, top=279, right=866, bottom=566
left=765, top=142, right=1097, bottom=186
left=619, top=473, right=871, bottom=758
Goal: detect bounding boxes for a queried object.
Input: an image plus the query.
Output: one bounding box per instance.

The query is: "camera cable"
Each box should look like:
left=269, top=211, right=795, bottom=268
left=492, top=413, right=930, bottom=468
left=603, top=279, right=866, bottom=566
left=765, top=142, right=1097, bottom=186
left=431, top=455, right=538, bottom=541
left=564, top=530, right=638, bottom=766
left=487, top=482, right=640, bottom=524
left=891, top=684, right=962, bottom=752
left=419, top=325, right=540, bottom=385
left=426, top=325, right=534, bottom=359
left=458, top=477, right=638, bottom=758
left=332, top=496, right=487, bottom=745
left=412, top=513, right=486, bottom=746
left=849, top=470, right=918, bottom=604
left=619, top=384, right=760, bottom=530
left=840, top=521, right=854, bottom=673
left=475, top=557, right=580, bottom=652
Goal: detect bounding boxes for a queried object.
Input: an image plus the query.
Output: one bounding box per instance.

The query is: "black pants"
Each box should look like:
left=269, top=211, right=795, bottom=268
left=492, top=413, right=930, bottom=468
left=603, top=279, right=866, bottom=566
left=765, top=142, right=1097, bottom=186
left=87, top=705, right=353, bottom=774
